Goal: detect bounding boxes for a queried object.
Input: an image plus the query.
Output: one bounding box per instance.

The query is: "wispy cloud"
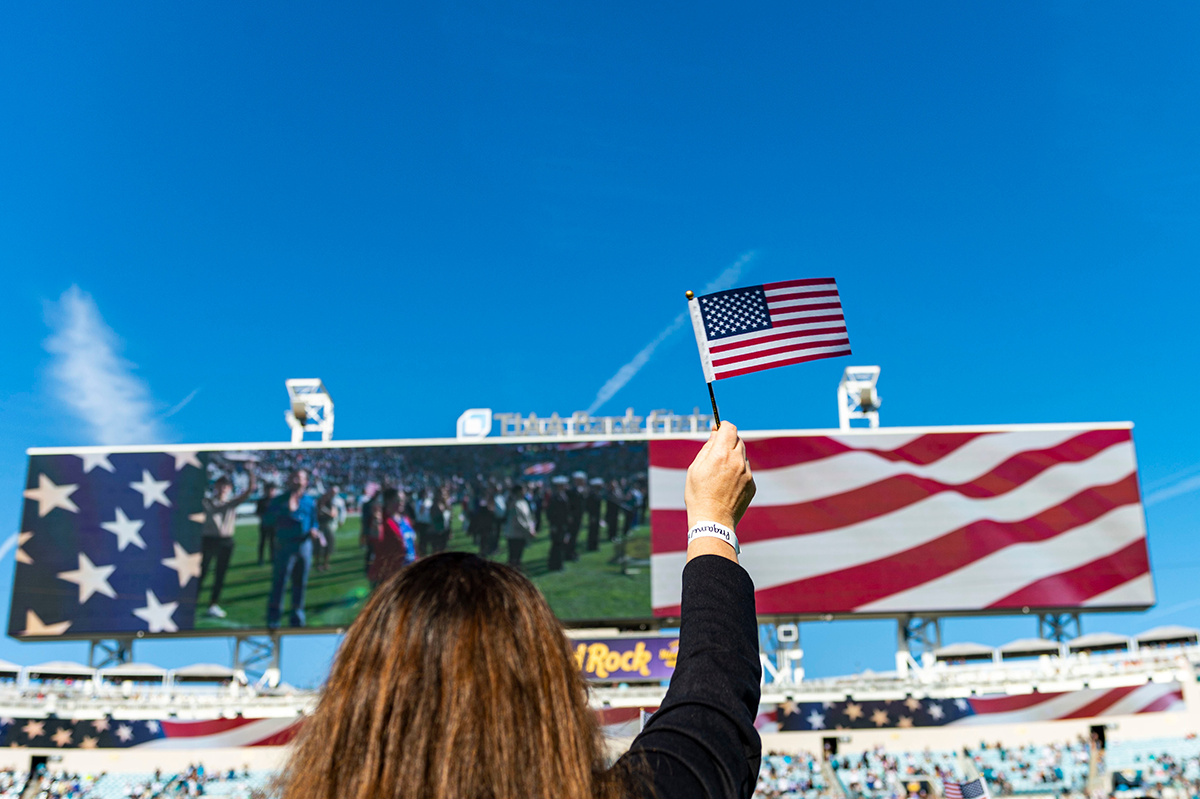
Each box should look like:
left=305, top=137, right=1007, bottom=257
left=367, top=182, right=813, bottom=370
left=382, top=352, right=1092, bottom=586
left=1142, top=596, right=1200, bottom=622
left=43, top=286, right=166, bottom=445
left=586, top=251, right=756, bottom=414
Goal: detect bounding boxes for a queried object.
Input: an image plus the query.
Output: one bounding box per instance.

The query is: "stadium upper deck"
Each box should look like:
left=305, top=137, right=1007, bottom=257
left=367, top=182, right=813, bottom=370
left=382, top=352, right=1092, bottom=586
left=0, top=628, right=1193, bottom=723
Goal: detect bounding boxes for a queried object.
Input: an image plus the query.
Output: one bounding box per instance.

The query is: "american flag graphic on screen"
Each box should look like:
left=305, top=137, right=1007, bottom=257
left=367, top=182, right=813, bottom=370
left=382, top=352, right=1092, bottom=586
left=650, top=424, right=1153, bottom=615
left=10, top=451, right=207, bottom=637
left=687, top=278, right=851, bottom=381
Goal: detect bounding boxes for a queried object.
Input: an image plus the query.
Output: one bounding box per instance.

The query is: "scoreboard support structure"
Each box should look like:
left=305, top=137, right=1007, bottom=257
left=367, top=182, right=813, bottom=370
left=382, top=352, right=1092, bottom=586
left=234, top=633, right=282, bottom=688
left=88, top=637, right=134, bottom=669
left=1039, top=612, right=1083, bottom=642
left=895, top=616, right=942, bottom=676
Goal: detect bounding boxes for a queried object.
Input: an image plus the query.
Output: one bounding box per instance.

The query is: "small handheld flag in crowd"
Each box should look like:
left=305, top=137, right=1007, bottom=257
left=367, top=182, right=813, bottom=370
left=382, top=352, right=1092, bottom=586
left=685, top=278, right=851, bottom=425
left=943, top=778, right=989, bottom=799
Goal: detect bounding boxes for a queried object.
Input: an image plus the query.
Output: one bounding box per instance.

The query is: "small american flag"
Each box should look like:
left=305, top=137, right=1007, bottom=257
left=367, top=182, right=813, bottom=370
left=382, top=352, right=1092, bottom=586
left=687, top=278, right=850, bottom=382
left=944, top=778, right=988, bottom=799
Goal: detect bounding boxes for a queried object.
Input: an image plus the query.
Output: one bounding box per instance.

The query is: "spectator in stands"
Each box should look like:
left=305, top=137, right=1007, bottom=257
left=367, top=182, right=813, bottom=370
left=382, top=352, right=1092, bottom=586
left=264, top=469, right=323, bottom=629
left=200, top=469, right=256, bottom=619
left=280, top=421, right=759, bottom=799
left=256, top=483, right=276, bottom=566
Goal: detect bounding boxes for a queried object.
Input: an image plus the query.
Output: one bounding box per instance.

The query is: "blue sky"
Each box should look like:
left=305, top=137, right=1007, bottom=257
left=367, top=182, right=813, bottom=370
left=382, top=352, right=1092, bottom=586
left=1, top=2, right=1198, bottom=687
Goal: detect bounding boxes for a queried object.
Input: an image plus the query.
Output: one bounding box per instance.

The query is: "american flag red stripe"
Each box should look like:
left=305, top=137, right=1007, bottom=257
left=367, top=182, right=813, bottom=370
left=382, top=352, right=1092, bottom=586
left=752, top=682, right=1184, bottom=734
left=688, top=279, right=851, bottom=382
left=956, top=682, right=1183, bottom=724
left=649, top=424, right=1152, bottom=616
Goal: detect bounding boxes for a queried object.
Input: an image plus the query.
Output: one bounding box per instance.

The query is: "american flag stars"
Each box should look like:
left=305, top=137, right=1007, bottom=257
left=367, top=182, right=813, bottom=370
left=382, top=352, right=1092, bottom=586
left=11, top=451, right=207, bottom=637
left=687, top=278, right=851, bottom=382
left=23, top=474, right=79, bottom=517
left=776, top=694, right=979, bottom=731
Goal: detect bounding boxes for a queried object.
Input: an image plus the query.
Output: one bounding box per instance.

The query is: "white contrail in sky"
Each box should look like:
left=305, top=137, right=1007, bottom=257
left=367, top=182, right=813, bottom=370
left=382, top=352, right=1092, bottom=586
left=0, top=534, right=16, bottom=564
left=586, top=251, right=756, bottom=414
left=1145, top=473, right=1200, bottom=507
left=43, top=285, right=165, bottom=445
left=161, top=387, right=201, bottom=419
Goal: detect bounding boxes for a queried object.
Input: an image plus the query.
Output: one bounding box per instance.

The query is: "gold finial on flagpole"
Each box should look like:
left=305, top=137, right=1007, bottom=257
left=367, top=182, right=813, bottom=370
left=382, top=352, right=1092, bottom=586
left=685, top=290, right=694, bottom=299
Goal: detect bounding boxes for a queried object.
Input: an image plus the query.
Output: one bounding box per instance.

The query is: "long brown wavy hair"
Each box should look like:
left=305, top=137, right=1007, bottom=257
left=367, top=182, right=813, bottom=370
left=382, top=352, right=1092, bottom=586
left=281, top=552, right=639, bottom=799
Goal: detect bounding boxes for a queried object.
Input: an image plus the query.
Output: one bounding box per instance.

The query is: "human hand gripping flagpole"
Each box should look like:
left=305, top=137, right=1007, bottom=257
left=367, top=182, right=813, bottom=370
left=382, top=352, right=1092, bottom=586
left=685, top=279, right=852, bottom=428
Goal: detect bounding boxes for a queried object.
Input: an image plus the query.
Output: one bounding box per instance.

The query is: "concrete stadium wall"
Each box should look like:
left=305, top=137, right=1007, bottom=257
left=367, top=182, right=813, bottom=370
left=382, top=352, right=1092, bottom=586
left=0, top=745, right=290, bottom=775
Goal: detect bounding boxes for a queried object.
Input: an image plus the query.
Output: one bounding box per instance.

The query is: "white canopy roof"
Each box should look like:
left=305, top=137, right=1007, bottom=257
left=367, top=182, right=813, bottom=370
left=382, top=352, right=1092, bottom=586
left=1067, top=632, right=1129, bottom=651
left=1136, top=626, right=1200, bottom=644
left=173, top=663, right=236, bottom=680
left=0, top=659, right=22, bottom=674
left=26, top=661, right=95, bottom=677
left=933, top=642, right=994, bottom=659
left=999, top=638, right=1061, bottom=656
left=98, top=662, right=168, bottom=679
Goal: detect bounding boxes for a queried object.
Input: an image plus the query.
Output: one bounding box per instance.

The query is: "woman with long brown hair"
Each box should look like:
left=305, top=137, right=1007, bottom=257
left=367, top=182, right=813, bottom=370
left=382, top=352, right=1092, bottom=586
left=282, top=421, right=760, bottom=799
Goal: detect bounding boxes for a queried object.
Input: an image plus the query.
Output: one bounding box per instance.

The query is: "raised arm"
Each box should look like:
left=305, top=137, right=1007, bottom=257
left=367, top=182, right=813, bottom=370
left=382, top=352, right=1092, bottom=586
left=620, top=422, right=760, bottom=799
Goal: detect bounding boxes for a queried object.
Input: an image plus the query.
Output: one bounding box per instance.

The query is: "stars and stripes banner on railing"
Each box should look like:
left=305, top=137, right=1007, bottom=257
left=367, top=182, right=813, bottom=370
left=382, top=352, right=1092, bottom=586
left=687, top=278, right=851, bottom=382
left=650, top=423, right=1152, bottom=616
left=0, top=715, right=301, bottom=749
left=752, top=681, right=1184, bottom=733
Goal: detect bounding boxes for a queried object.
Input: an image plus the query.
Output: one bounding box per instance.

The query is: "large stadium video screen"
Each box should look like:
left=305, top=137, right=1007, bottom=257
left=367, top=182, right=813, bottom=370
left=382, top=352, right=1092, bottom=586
left=650, top=423, right=1154, bottom=617
left=12, top=439, right=650, bottom=637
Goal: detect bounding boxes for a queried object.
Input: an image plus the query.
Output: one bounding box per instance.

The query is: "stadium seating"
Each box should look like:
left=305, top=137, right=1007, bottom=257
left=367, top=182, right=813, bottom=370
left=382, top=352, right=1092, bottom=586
left=16, top=767, right=273, bottom=799
left=1106, top=737, right=1200, bottom=794
left=0, top=770, right=27, bottom=799
left=753, top=739, right=1094, bottom=798
left=755, top=752, right=829, bottom=799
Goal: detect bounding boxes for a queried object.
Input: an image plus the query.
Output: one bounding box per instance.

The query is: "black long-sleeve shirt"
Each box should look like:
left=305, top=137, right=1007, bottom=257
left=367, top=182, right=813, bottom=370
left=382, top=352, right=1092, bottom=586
left=618, top=555, right=762, bottom=798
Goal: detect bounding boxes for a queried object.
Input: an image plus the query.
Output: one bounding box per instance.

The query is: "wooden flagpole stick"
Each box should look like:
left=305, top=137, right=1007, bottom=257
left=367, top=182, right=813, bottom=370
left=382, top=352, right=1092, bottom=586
left=686, top=289, right=721, bottom=429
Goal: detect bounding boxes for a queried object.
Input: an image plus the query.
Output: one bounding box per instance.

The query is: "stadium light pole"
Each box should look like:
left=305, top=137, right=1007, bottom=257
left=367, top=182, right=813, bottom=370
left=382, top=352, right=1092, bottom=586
left=285, top=379, right=334, bottom=443
left=838, top=366, right=882, bottom=429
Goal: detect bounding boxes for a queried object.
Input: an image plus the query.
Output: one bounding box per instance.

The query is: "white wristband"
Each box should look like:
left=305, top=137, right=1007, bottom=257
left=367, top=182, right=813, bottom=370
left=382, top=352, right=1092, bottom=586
left=687, top=521, right=740, bottom=555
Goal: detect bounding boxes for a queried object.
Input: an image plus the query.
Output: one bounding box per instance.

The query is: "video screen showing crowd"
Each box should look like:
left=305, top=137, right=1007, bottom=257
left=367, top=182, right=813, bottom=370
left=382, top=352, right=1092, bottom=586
left=196, top=441, right=650, bottom=630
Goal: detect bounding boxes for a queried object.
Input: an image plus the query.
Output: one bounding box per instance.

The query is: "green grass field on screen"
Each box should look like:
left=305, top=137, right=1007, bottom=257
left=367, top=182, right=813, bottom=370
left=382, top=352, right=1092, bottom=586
left=193, top=513, right=652, bottom=630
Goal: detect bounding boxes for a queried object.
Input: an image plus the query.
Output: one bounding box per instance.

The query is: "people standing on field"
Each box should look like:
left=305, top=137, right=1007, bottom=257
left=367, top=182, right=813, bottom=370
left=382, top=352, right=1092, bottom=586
left=316, top=485, right=340, bottom=572
left=264, top=468, right=324, bottom=629
left=201, top=469, right=257, bottom=619
left=546, top=475, right=570, bottom=572
left=470, top=494, right=497, bottom=557
left=255, top=483, right=276, bottom=566
left=586, top=477, right=603, bottom=552
left=566, top=471, right=585, bottom=562
left=502, top=483, right=537, bottom=569
left=368, top=487, right=417, bottom=586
